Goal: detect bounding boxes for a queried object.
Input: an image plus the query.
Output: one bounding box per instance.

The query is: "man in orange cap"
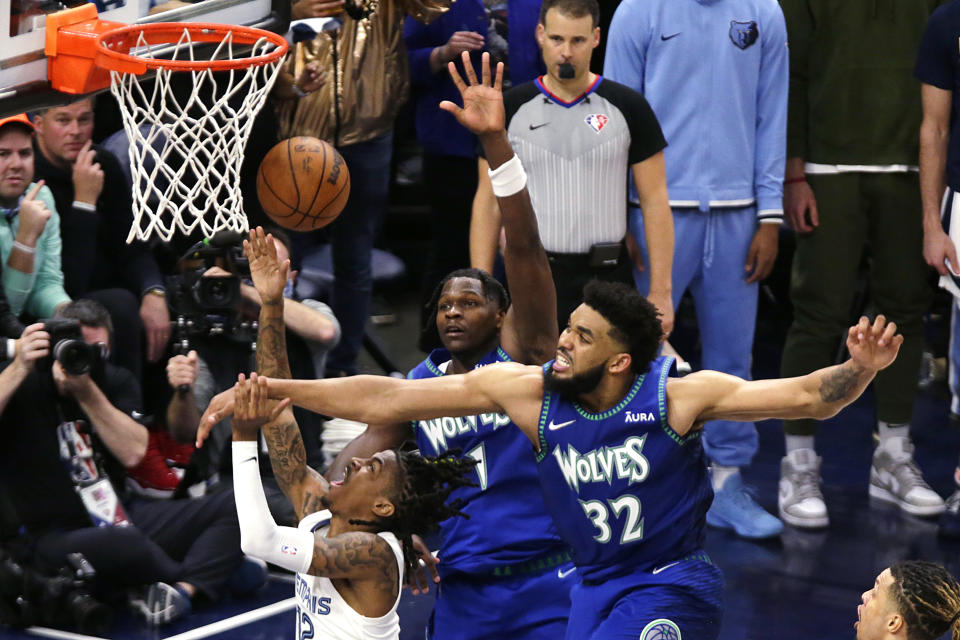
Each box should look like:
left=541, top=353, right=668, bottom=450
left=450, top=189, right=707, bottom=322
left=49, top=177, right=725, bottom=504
left=0, top=113, right=70, bottom=323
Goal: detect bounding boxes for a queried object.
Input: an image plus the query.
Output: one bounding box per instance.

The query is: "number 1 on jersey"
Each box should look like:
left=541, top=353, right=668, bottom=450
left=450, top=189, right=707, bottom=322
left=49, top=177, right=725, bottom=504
left=466, top=443, right=488, bottom=490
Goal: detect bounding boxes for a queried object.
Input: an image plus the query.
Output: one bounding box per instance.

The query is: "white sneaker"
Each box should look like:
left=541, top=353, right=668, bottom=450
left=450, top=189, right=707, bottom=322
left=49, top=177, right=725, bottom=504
left=869, top=438, right=944, bottom=516
left=779, top=448, right=829, bottom=528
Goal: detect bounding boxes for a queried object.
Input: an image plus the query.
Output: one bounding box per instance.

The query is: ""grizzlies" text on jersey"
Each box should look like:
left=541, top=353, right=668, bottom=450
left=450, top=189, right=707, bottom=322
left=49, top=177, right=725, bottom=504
left=296, top=573, right=331, bottom=615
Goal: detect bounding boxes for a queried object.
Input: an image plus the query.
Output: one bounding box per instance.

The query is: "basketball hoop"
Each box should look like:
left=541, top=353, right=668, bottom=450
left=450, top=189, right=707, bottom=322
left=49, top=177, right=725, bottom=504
left=45, top=5, right=290, bottom=242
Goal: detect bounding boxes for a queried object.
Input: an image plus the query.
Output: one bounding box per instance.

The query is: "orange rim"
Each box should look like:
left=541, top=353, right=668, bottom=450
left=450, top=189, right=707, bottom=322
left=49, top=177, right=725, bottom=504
left=95, top=22, right=289, bottom=73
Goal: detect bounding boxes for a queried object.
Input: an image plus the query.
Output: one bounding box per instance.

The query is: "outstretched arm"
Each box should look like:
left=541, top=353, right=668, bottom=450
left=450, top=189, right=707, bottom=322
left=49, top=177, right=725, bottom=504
left=441, top=52, right=557, bottom=364
left=246, top=228, right=330, bottom=520
left=200, top=362, right=546, bottom=446
left=230, top=379, right=397, bottom=591
left=667, top=315, right=902, bottom=433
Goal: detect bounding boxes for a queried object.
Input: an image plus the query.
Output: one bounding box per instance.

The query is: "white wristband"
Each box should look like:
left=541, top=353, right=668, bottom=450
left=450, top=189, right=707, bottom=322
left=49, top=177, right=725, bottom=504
left=232, top=441, right=314, bottom=574
left=72, top=200, right=96, bottom=212
left=12, top=241, right=35, bottom=255
left=488, top=154, right=527, bottom=198
left=6, top=339, right=14, bottom=360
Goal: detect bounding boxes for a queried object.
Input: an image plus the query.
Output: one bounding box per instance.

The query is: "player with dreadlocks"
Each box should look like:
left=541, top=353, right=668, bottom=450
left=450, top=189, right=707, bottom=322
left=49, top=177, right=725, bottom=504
left=856, top=560, right=960, bottom=640
left=201, top=55, right=573, bottom=640
left=230, top=372, right=477, bottom=640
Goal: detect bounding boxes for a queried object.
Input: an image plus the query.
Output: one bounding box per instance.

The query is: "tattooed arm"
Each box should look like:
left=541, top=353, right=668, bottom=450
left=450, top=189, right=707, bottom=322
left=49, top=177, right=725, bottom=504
left=232, top=441, right=399, bottom=613
left=246, top=228, right=330, bottom=520
left=665, top=315, right=903, bottom=435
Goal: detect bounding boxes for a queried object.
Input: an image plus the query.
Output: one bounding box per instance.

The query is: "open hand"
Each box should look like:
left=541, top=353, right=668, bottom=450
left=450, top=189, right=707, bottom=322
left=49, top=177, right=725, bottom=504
left=244, top=227, right=288, bottom=305
left=406, top=535, right=440, bottom=595
left=439, top=51, right=505, bottom=136
left=232, top=372, right=292, bottom=440
left=846, top=315, right=903, bottom=372
left=197, top=386, right=236, bottom=447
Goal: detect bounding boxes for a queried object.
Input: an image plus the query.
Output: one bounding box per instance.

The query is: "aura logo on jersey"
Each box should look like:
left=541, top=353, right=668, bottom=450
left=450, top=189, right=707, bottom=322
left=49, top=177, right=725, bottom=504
left=417, top=413, right=511, bottom=453
left=625, top=411, right=656, bottom=424
left=585, top=113, right=609, bottom=134
left=553, top=435, right=650, bottom=492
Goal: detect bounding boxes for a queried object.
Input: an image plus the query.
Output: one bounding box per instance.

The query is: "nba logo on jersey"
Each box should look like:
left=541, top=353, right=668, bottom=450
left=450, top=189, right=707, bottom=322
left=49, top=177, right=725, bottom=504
left=585, top=114, right=609, bottom=134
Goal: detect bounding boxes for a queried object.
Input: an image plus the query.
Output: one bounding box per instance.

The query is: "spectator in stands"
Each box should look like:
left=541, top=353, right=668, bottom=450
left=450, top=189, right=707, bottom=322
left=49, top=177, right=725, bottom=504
left=469, top=0, right=674, bottom=331
left=403, top=0, right=544, bottom=340
left=0, top=301, right=254, bottom=627
left=916, top=0, right=960, bottom=536
left=152, top=230, right=338, bottom=523
left=777, top=0, right=943, bottom=528
left=604, top=0, right=788, bottom=539
left=32, top=99, right=169, bottom=379
left=277, top=0, right=452, bottom=376
left=0, top=114, right=70, bottom=321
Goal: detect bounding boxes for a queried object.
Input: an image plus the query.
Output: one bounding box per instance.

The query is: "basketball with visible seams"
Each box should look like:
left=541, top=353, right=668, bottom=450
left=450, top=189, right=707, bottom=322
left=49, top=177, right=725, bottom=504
left=256, top=136, right=350, bottom=231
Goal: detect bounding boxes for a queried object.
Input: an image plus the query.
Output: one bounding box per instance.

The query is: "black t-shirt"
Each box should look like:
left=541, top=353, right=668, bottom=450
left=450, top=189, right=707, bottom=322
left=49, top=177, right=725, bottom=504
left=915, top=1, right=960, bottom=191
left=0, top=361, right=141, bottom=532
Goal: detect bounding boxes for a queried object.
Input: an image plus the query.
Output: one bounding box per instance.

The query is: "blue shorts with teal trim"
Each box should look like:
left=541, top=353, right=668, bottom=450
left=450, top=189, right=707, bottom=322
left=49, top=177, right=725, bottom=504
left=428, top=560, right=575, bottom=640
left=566, top=553, right=724, bottom=640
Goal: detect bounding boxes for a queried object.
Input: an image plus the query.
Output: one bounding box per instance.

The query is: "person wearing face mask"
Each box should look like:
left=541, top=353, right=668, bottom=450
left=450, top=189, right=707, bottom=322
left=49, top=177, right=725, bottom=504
left=469, top=0, right=674, bottom=335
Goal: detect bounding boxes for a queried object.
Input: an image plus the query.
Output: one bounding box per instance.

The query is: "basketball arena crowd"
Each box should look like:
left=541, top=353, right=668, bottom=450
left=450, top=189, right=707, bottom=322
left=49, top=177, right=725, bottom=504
left=5, top=0, right=960, bottom=638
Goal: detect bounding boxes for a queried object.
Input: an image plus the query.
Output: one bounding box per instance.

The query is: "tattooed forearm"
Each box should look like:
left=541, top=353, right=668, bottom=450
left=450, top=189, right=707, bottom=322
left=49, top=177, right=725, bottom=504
left=309, top=531, right=399, bottom=598
left=265, top=418, right=308, bottom=487
left=257, top=302, right=291, bottom=379
left=818, top=363, right=865, bottom=403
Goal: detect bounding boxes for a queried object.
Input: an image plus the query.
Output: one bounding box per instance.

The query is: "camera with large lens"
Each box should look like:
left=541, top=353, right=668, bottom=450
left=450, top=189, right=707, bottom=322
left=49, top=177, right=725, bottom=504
left=41, top=319, right=106, bottom=376
left=166, top=231, right=257, bottom=344
left=0, top=548, right=112, bottom=634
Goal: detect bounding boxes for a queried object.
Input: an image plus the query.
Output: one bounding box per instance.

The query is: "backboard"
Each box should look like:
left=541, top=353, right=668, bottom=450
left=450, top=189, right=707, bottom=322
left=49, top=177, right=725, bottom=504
left=0, top=0, right=289, bottom=117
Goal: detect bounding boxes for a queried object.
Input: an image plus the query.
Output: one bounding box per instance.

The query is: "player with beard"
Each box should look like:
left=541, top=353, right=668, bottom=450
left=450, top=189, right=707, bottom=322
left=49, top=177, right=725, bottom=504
left=202, top=277, right=904, bottom=639
left=323, top=52, right=574, bottom=640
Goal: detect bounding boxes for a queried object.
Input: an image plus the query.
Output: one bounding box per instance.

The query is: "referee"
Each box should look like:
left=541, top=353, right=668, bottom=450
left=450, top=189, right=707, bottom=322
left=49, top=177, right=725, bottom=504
left=469, top=0, right=673, bottom=332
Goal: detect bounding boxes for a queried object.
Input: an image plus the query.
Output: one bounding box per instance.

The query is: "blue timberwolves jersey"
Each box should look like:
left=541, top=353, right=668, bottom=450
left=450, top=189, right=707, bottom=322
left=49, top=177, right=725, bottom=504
left=410, top=347, right=565, bottom=575
left=536, top=356, right=713, bottom=583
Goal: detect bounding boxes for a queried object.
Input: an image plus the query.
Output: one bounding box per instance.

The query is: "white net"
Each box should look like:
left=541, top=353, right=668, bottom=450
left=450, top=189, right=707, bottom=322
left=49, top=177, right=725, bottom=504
left=107, top=26, right=285, bottom=243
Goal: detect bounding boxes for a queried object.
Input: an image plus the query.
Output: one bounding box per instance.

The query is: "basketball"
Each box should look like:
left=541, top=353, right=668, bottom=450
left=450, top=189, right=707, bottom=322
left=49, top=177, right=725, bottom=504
left=256, top=136, right=351, bottom=231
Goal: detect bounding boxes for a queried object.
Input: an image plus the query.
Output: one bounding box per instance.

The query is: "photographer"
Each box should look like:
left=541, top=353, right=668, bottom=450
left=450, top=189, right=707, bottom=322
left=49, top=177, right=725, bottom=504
left=0, top=301, right=248, bottom=627
left=164, top=229, right=338, bottom=525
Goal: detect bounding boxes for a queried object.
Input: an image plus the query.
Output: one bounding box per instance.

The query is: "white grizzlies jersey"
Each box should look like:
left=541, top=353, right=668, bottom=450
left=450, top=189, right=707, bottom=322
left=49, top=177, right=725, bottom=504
left=294, top=510, right=404, bottom=640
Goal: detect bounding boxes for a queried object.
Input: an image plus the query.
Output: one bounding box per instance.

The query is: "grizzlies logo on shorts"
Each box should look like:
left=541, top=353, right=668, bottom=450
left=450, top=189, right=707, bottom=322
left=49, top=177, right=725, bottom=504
left=640, top=618, right=681, bottom=640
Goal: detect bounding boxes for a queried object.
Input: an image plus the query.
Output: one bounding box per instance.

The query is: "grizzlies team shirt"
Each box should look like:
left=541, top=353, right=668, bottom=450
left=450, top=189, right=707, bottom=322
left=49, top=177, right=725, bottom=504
left=410, top=347, right=567, bottom=575
left=295, top=510, right=404, bottom=640
left=502, top=77, right=666, bottom=254
left=536, top=356, right=714, bottom=582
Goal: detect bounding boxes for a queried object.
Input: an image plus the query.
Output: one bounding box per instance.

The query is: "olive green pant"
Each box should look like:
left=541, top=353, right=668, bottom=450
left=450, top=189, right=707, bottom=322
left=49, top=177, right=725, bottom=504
left=780, top=172, right=931, bottom=435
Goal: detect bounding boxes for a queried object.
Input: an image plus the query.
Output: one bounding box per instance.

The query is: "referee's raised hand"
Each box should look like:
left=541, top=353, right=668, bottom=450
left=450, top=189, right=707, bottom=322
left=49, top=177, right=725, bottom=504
left=440, top=51, right=505, bottom=136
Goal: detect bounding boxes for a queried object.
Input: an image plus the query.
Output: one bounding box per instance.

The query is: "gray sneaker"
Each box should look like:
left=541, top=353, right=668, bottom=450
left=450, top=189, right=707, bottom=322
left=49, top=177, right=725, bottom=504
left=869, top=438, right=945, bottom=516
left=779, top=449, right=829, bottom=528
left=130, top=582, right=192, bottom=626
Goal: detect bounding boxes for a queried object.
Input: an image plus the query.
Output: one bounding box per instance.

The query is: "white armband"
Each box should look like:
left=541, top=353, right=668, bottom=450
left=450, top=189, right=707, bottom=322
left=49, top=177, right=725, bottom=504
left=232, top=441, right=315, bottom=574
left=487, top=154, right=527, bottom=198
